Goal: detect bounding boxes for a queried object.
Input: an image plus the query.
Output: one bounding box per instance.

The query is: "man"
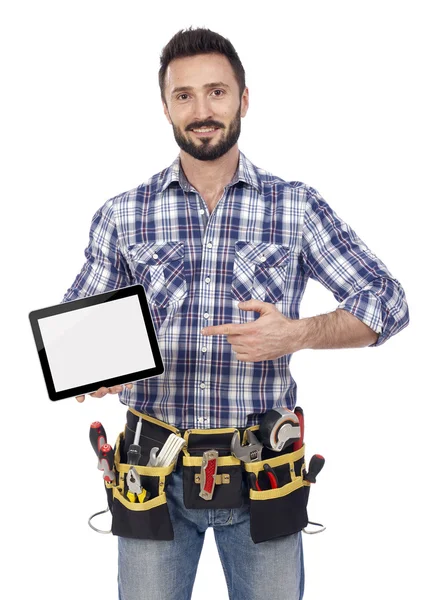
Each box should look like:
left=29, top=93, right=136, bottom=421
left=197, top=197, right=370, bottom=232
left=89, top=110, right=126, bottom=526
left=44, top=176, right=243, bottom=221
left=62, top=27, right=409, bottom=600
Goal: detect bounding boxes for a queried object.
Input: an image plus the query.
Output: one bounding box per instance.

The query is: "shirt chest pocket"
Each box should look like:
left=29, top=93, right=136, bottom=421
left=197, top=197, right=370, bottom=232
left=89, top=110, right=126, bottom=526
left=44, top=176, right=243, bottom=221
left=231, top=241, right=291, bottom=304
left=127, top=241, right=187, bottom=309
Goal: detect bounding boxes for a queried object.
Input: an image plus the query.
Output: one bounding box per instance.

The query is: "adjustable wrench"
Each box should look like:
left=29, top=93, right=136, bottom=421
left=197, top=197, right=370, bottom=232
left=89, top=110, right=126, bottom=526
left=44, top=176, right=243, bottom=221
left=230, top=430, right=263, bottom=463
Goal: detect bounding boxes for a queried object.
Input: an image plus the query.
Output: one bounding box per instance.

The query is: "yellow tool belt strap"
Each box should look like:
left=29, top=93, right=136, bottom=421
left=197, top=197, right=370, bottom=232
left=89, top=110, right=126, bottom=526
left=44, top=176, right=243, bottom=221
left=128, top=407, right=182, bottom=435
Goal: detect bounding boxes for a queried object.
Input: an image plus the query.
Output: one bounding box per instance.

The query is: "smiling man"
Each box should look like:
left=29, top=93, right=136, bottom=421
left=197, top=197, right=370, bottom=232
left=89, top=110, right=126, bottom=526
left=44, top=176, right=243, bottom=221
left=161, top=50, right=248, bottom=213
left=62, top=27, right=409, bottom=600
left=164, top=54, right=244, bottom=163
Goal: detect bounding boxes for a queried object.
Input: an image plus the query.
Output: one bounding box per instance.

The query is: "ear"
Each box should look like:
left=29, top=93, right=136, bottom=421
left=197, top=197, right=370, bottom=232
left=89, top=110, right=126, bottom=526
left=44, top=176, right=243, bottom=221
left=240, top=87, right=249, bottom=118
left=163, top=101, right=172, bottom=125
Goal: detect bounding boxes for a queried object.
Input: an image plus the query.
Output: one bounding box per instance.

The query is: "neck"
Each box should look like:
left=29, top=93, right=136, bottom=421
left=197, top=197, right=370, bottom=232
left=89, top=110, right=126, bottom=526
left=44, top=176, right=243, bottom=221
left=179, top=145, right=240, bottom=195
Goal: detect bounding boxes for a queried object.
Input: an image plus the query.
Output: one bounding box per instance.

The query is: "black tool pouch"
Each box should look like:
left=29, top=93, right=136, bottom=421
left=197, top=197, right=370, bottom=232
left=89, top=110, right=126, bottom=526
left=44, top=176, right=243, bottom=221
left=104, top=410, right=183, bottom=540
left=244, top=426, right=310, bottom=544
left=181, top=428, right=245, bottom=509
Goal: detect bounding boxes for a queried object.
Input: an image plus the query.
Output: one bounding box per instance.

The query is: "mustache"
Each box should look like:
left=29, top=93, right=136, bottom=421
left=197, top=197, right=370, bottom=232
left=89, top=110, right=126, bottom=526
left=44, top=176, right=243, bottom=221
left=185, top=121, right=225, bottom=131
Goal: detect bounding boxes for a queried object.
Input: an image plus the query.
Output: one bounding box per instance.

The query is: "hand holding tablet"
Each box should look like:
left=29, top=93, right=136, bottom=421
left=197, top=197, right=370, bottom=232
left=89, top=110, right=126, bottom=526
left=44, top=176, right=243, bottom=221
left=75, top=382, right=133, bottom=403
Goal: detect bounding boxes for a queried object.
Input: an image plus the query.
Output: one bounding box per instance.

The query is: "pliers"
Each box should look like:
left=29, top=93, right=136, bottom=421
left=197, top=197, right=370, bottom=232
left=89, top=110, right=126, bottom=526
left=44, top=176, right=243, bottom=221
left=249, top=463, right=279, bottom=491
left=126, top=467, right=150, bottom=503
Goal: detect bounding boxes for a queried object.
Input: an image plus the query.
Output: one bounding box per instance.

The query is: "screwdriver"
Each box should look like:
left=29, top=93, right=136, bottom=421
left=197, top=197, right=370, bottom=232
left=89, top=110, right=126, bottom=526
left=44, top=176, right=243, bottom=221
left=304, top=454, right=325, bottom=483
left=90, top=421, right=107, bottom=469
left=99, top=443, right=116, bottom=482
left=127, top=417, right=143, bottom=465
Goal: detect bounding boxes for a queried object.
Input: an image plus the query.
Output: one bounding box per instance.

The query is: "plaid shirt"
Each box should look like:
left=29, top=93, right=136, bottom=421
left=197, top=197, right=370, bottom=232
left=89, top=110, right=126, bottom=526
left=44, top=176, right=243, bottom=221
left=62, top=151, right=409, bottom=428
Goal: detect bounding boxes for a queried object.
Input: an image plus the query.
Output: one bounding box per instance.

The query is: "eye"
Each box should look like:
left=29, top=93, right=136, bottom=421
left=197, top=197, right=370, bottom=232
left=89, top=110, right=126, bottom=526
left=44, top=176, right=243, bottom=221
left=212, top=89, right=225, bottom=97
left=177, top=93, right=189, bottom=101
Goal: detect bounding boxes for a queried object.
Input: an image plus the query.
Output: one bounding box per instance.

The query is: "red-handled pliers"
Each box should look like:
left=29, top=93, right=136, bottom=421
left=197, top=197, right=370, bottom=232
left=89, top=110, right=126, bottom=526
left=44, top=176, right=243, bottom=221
left=249, top=463, right=279, bottom=491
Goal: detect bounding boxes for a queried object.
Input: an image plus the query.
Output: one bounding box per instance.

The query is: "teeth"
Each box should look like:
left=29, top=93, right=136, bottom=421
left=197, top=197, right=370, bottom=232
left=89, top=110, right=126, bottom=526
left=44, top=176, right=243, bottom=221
left=193, top=128, right=216, bottom=133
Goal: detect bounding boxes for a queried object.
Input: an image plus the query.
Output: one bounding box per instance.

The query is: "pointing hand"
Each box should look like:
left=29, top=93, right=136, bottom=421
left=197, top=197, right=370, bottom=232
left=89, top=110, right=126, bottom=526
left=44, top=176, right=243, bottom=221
left=201, top=300, right=303, bottom=362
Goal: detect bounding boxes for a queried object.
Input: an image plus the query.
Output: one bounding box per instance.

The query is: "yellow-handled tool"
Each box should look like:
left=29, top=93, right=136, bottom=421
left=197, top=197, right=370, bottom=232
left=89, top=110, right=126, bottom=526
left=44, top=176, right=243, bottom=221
left=126, top=466, right=150, bottom=503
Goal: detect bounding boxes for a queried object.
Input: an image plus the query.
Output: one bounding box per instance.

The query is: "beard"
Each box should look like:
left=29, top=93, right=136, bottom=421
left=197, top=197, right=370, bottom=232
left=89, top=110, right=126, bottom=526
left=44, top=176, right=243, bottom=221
left=171, top=105, right=241, bottom=161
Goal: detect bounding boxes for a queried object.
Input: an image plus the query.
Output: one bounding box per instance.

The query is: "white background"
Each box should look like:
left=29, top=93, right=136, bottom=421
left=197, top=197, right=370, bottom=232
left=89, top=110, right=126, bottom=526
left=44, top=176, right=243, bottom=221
left=2, top=1, right=440, bottom=598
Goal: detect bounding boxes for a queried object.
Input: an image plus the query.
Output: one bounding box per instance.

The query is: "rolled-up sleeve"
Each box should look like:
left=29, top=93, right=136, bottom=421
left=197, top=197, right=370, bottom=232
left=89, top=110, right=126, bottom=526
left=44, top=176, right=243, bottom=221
left=300, top=186, right=409, bottom=346
left=61, top=198, right=132, bottom=303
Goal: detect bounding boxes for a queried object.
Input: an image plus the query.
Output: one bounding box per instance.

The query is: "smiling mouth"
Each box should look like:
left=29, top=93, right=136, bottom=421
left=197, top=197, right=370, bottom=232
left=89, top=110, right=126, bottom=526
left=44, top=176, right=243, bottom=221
left=190, top=127, right=220, bottom=135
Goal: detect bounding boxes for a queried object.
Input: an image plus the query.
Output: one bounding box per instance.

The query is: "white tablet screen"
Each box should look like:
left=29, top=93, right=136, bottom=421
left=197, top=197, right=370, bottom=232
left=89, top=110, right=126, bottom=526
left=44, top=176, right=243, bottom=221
left=38, top=295, right=156, bottom=391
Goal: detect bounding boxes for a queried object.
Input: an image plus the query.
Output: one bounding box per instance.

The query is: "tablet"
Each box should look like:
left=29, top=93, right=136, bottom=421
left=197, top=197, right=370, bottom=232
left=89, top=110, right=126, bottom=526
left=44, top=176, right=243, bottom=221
left=29, top=284, right=164, bottom=401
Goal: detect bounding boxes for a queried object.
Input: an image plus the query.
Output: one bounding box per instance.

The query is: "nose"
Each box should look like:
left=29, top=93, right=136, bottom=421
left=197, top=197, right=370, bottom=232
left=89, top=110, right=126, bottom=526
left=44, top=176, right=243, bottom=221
left=192, top=94, right=213, bottom=122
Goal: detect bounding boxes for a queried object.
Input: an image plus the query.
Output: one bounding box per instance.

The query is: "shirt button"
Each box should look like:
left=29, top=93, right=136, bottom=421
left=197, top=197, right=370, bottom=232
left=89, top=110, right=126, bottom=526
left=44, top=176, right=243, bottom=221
left=199, top=209, right=205, bottom=215
left=203, top=312, right=210, bottom=319
left=153, top=253, right=159, bottom=260
left=259, top=255, right=266, bottom=262
left=200, top=383, right=206, bottom=389
left=201, top=347, right=207, bottom=353
left=207, top=242, right=213, bottom=249
left=205, top=277, right=211, bottom=284
left=197, top=417, right=204, bottom=424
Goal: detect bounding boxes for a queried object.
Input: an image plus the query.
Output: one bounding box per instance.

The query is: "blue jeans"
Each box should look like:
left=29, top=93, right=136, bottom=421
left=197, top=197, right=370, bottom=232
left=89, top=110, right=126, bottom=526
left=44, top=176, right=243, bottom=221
left=118, top=459, right=305, bottom=600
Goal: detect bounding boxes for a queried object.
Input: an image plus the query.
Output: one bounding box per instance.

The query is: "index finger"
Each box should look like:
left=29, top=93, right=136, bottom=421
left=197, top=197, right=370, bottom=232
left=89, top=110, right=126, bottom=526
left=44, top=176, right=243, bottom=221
left=201, top=324, right=247, bottom=336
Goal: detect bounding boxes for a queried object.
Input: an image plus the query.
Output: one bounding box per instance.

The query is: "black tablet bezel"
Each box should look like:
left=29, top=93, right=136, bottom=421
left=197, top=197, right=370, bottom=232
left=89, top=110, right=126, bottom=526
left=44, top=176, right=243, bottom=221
left=29, top=284, right=164, bottom=401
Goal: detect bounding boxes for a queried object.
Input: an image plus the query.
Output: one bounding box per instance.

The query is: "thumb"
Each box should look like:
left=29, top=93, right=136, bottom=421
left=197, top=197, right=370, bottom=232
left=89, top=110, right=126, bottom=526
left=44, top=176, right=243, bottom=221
left=237, top=299, right=271, bottom=313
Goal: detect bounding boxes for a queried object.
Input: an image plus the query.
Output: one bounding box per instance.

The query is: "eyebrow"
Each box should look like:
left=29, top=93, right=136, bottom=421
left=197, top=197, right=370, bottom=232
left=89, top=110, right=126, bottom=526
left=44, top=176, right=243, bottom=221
left=171, top=81, right=231, bottom=95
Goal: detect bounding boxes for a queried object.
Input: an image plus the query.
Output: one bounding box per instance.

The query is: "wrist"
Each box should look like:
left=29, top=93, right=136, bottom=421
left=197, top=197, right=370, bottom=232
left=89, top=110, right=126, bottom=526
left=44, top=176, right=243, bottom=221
left=288, top=317, right=311, bottom=352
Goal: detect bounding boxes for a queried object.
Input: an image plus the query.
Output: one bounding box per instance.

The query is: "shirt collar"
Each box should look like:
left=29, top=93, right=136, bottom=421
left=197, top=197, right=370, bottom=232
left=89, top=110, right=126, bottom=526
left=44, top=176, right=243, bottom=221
left=159, top=150, right=262, bottom=195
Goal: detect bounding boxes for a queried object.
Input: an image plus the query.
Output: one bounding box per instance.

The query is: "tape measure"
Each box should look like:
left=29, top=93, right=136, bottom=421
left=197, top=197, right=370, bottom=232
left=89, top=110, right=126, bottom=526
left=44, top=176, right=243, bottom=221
left=259, top=408, right=301, bottom=451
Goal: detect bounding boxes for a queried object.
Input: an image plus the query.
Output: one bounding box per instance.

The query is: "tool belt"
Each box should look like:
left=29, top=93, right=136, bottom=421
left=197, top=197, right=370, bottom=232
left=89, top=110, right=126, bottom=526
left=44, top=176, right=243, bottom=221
left=104, top=408, right=312, bottom=544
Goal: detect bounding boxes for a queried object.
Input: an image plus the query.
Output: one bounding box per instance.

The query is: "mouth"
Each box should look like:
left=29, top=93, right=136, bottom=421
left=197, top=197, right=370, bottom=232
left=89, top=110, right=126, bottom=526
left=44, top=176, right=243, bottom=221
left=190, top=127, right=220, bottom=137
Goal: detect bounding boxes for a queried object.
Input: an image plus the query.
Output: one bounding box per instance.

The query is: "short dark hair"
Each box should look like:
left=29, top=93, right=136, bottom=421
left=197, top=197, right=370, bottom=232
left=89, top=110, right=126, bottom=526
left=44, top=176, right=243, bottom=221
left=159, top=27, right=246, bottom=104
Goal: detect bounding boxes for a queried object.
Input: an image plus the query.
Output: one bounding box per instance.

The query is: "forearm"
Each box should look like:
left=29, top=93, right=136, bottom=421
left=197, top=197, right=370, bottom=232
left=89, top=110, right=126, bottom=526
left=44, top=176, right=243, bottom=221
left=296, top=308, right=379, bottom=351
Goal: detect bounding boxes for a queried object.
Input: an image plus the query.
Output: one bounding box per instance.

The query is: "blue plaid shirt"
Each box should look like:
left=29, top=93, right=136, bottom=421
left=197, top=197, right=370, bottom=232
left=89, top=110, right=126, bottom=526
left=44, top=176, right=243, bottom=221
left=62, top=151, right=409, bottom=428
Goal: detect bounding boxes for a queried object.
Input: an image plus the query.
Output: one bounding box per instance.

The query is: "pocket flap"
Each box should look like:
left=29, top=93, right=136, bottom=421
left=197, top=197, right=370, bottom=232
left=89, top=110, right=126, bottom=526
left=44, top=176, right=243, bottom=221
left=235, top=241, right=290, bottom=268
left=128, top=241, right=184, bottom=265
